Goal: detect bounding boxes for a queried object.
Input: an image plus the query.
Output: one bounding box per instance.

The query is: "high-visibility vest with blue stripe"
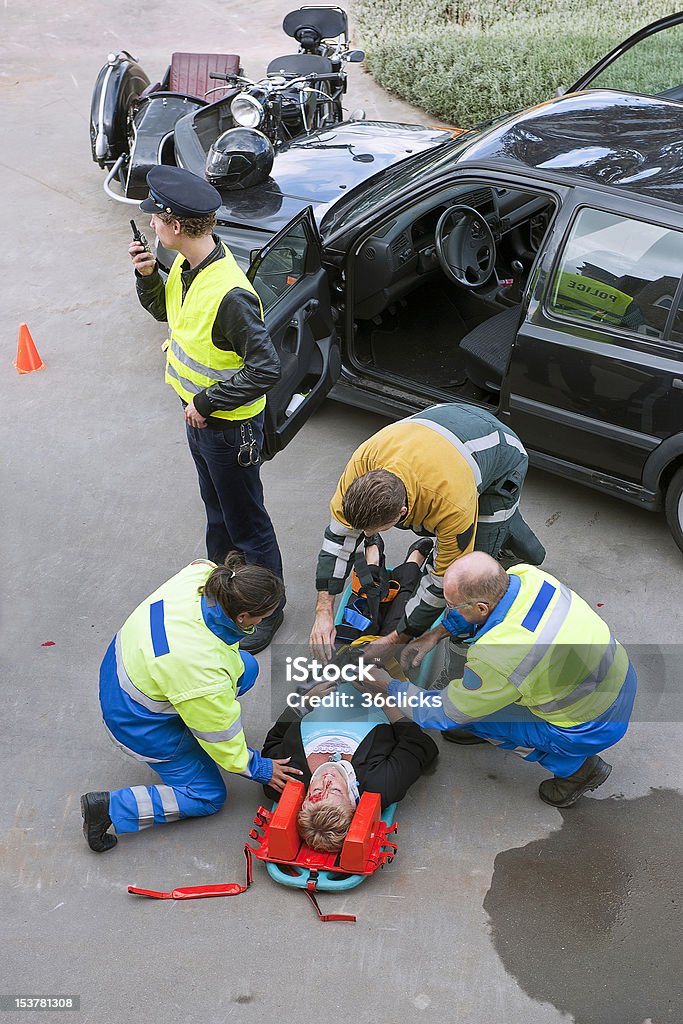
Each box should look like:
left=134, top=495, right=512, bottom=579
left=116, top=561, right=248, bottom=771
left=164, top=244, right=266, bottom=421
left=450, top=565, right=630, bottom=728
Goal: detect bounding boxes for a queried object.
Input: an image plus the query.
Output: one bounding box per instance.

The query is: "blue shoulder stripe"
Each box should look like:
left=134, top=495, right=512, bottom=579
left=521, top=580, right=556, bottom=632
left=149, top=600, right=170, bottom=657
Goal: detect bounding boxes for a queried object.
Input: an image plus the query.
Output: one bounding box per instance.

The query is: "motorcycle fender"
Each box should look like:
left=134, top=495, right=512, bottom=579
left=125, top=94, right=204, bottom=200
left=90, top=52, right=151, bottom=167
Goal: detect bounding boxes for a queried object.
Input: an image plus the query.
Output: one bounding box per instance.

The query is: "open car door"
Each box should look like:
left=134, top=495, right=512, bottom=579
left=567, top=12, right=683, bottom=100
left=247, top=207, right=340, bottom=460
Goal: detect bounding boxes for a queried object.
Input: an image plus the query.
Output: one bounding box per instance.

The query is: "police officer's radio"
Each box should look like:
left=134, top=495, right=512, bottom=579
left=130, top=219, right=151, bottom=254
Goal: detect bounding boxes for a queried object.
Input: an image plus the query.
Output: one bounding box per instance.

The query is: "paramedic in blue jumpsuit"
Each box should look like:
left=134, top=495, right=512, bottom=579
left=362, top=552, right=637, bottom=808
left=80, top=554, right=301, bottom=852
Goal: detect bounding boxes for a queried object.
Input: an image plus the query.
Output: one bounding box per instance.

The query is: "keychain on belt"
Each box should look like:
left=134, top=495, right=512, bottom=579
left=238, top=421, right=260, bottom=467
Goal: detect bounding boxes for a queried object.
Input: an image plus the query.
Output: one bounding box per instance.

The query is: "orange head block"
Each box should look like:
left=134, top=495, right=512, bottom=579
left=268, top=779, right=306, bottom=861
left=339, top=791, right=382, bottom=873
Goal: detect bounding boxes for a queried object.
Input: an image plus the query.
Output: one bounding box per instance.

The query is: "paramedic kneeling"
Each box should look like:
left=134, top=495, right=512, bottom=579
left=364, top=552, right=637, bottom=808
left=80, top=554, right=301, bottom=852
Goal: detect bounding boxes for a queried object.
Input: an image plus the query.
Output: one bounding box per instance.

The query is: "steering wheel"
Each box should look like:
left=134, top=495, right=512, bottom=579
left=435, top=204, right=496, bottom=288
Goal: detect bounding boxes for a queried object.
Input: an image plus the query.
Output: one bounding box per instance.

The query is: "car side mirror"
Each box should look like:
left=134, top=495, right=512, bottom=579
left=348, top=50, right=365, bottom=62
left=556, top=85, right=566, bottom=96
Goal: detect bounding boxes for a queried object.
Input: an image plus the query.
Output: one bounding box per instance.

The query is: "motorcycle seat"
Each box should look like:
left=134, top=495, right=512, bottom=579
left=266, top=53, right=334, bottom=79
left=169, top=52, right=240, bottom=101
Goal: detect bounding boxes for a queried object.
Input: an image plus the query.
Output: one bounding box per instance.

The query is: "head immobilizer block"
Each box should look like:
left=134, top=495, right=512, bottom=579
left=248, top=780, right=398, bottom=891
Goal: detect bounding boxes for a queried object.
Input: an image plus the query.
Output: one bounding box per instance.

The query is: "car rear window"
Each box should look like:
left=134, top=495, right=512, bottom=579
left=548, top=207, right=683, bottom=344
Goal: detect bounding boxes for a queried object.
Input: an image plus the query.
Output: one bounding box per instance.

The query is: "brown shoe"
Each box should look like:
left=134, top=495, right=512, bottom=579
left=538, top=756, right=612, bottom=808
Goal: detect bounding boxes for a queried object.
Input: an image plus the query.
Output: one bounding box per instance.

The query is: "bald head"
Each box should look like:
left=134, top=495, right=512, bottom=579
left=444, top=553, right=509, bottom=614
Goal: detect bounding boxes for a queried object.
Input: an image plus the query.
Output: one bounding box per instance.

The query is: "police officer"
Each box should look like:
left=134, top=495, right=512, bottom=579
left=130, top=166, right=284, bottom=653
left=364, top=552, right=637, bottom=808
left=80, top=554, right=301, bottom=852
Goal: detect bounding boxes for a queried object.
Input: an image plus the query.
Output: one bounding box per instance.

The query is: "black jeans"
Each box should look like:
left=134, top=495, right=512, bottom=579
left=185, top=412, right=285, bottom=603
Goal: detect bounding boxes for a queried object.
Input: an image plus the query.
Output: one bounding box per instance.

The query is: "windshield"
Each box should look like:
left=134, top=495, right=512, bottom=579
left=321, top=125, right=493, bottom=235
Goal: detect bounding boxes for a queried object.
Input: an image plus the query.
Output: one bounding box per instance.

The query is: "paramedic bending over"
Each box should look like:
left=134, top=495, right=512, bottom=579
left=80, top=553, right=301, bottom=853
left=311, top=403, right=545, bottom=661
left=261, top=679, right=438, bottom=852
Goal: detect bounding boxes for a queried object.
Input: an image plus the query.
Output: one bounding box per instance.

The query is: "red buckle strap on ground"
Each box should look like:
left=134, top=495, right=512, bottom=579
left=128, top=847, right=253, bottom=901
left=305, top=875, right=356, bottom=924
left=304, top=888, right=356, bottom=923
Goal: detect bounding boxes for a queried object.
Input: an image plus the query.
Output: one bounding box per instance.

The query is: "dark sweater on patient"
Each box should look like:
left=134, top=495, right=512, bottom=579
left=261, top=707, right=438, bottom=807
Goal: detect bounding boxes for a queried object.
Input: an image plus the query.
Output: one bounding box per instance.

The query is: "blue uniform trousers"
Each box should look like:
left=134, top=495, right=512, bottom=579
left=185, top=412, right=284, bottom=602
left=460, top=662, right=637, bottom=777
left=99, top=638, right=259, bottom=833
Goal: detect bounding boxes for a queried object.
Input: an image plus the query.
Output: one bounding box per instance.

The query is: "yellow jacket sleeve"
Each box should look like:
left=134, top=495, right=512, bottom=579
left=173, top=689, right=249, bottom=773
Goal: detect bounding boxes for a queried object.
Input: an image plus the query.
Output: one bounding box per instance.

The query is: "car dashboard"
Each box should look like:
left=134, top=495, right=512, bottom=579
left=352, top=185, right=553, bottom=320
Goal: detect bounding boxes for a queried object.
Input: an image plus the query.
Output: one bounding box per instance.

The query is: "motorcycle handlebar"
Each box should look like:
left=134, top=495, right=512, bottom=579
left=267, top=71, right=342, bottom=84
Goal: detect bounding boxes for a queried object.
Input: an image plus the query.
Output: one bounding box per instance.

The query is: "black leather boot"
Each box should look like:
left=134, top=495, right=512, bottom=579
left=239, top=610, right=284, bottom=654
left=81, top=791, right=117, bottom=852
left=538, top=756, right=612, bottom=808
left=441, top=728, right=487, bottom=745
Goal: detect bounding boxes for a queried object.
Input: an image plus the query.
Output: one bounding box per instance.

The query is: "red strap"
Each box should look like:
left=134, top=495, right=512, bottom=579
left=128, top=845, right=357, bottom=921
left=132, top=882, right=249, bottom=900
left=128, top=847, right=253, bottom=901
left=304, top=887, right=356, bottom=924
left=244, top=844, right=253, bottom=886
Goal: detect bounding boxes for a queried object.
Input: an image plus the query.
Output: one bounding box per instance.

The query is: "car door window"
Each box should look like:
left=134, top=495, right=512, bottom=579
left=548, top=207, right=683, bottom=341
left=250, top=220, right=308, bottom=312
left=574, top=22, right=683, bottom=100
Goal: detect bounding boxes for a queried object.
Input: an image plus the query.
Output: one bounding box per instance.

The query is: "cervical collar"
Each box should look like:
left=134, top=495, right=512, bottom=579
left=309, top=758, right=360, bottom=806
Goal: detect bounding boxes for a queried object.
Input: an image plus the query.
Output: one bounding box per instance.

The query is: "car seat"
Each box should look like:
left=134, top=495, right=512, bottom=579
left=458, top=304, right=522, bottom=392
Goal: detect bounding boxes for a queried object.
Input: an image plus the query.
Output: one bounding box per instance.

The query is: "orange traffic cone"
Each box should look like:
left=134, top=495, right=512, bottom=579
left=14, top=323, right=45, bottom=374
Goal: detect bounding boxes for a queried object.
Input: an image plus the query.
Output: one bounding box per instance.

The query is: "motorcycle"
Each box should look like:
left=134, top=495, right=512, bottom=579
left=90, top=6, right=364, bottom=203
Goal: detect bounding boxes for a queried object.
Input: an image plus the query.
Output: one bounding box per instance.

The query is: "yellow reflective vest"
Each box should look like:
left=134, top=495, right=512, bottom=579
left=119, top=561, right=250, bottom=772
left=444, top=565, right=630, bottom=729
left=164, top=245, right=266, bottom=421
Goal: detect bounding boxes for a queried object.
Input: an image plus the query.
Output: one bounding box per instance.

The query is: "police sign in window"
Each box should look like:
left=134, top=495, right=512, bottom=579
left=549, top=208, right=683, bottom=341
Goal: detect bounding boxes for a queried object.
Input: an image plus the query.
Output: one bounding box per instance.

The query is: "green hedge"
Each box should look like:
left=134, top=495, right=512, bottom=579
left=350, top=2, right=678, bottom=126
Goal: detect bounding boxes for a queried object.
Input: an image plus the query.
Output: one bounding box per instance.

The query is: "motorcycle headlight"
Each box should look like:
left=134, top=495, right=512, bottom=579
left=231, top=93, right=264, bottom=129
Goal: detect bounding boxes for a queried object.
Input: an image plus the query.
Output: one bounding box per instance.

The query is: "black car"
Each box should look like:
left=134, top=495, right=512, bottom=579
left=143, top=15, right=683, bottom=553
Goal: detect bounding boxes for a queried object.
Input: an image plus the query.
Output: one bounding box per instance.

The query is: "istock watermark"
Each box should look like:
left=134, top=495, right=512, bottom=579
left=285, top=686, right=443, bottom=712
left=284, top=655, right=376, bottom=685
left=268, top=642, right=683, bottom=724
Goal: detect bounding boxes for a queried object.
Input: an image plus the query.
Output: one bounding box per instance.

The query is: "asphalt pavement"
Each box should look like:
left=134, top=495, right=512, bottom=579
left=2, top=2, right=682, bottom=1022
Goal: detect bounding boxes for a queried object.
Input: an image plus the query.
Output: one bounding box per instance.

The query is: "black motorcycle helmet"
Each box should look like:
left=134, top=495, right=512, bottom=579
left=205, top=128, right=274, bottom=190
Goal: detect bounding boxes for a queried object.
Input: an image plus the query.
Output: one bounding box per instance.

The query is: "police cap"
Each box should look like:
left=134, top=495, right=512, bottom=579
left=140, top=166, right=222, bottom=218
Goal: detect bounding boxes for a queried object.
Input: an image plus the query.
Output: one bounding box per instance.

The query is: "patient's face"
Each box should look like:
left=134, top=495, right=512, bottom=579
left=303, top=764, right=355, bottom=811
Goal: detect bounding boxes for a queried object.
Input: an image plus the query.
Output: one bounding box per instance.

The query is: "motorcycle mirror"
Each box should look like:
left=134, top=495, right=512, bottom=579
left=347, top=50, right=365, bottom=63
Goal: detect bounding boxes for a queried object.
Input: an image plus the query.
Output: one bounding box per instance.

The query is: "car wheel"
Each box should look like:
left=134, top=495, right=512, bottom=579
left=664, top=464, right=683, bottom=554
